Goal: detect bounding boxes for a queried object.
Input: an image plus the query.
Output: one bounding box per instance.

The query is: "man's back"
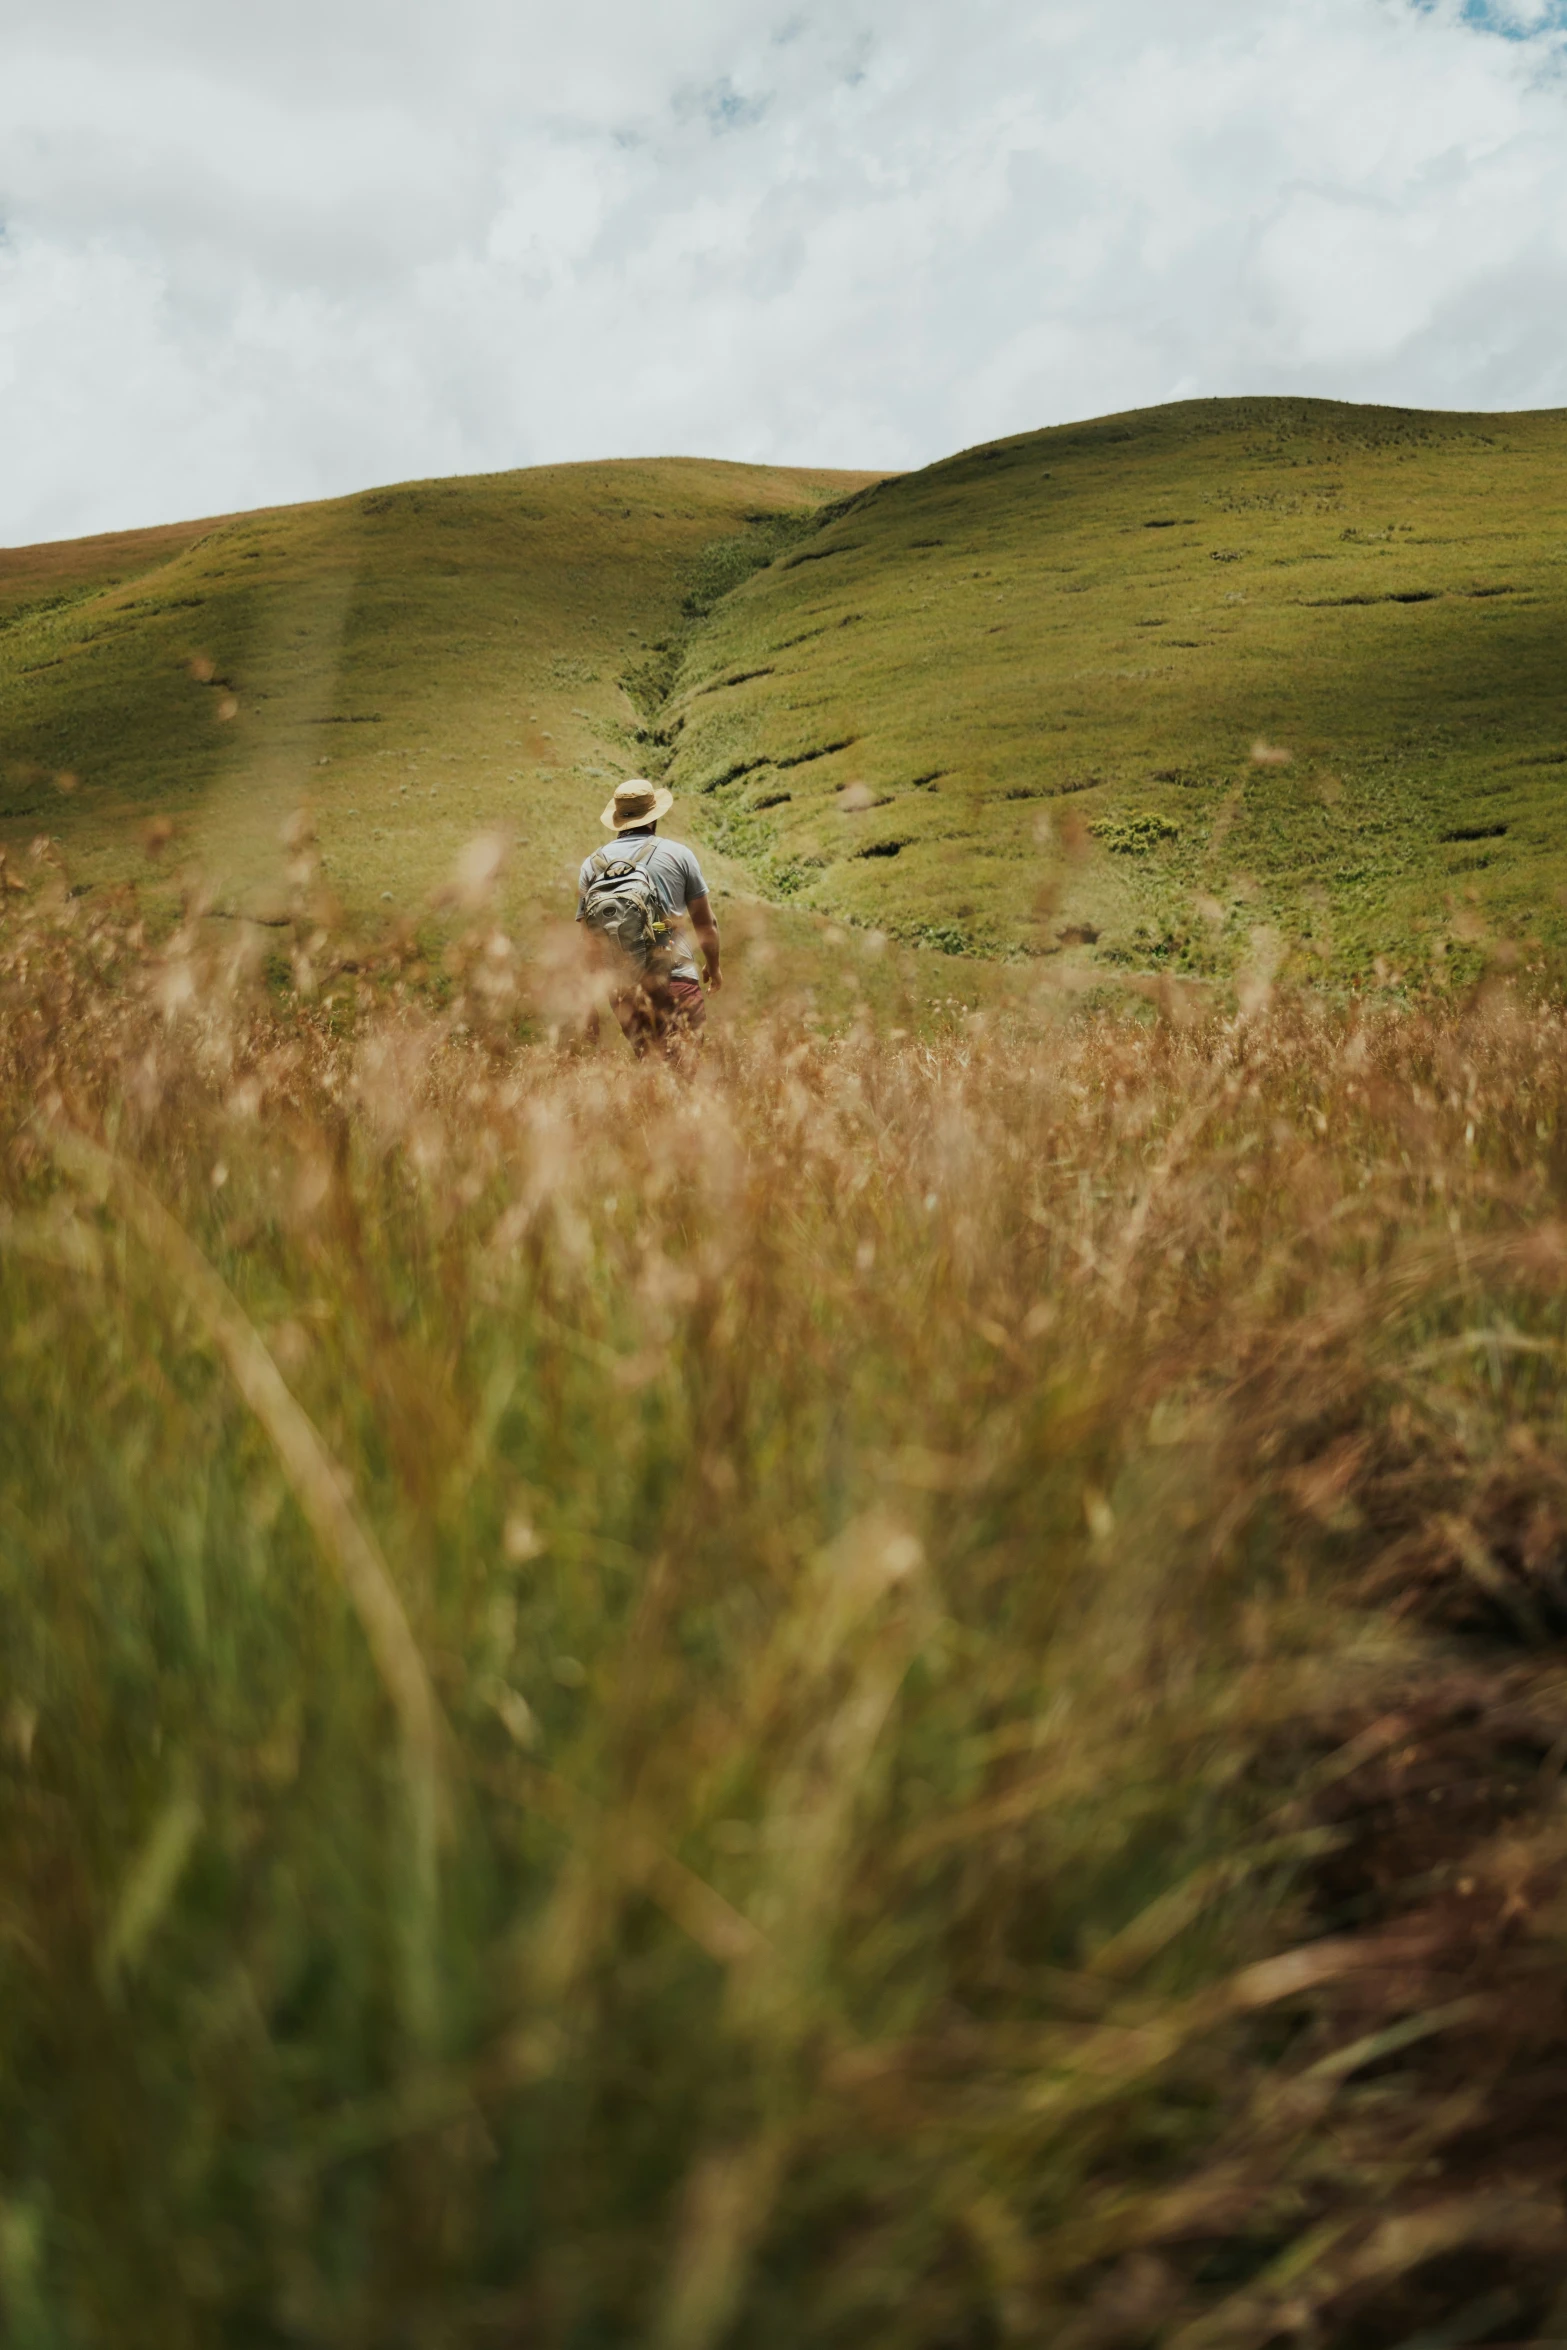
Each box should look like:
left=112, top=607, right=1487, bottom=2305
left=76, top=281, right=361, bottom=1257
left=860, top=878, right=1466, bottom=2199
left=577, top=834, right=709, bottom=979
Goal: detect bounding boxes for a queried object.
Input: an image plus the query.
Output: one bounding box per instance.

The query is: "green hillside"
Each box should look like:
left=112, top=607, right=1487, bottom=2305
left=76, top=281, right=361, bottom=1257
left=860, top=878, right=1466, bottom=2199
left=7, top=396, right=1567, bottom=996
left=662, top=397, right=1567, bottom=988
left=0, top=458, right=878, bottom=937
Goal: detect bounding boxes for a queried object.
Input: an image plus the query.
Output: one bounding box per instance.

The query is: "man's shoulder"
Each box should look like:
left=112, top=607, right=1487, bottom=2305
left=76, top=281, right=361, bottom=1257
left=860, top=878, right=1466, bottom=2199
left=661, top=838, right=705, bottom=875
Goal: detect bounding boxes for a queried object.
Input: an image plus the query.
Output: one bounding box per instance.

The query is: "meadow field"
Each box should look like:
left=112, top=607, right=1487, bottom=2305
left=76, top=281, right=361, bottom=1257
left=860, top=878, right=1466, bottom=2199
left=5, top=400, right=1567, bottom=2346
left=3, top=857, right=1567, bottom=2347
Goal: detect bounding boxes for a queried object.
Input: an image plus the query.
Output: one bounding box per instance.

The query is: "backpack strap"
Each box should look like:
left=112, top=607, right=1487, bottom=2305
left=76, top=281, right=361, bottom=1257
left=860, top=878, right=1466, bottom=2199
left=590, top=840, right=660, bottom=884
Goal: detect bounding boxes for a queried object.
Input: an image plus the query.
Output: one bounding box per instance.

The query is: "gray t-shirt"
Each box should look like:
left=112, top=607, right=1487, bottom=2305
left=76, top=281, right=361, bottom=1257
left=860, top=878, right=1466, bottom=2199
left=577, top=833, right=710, bottom=982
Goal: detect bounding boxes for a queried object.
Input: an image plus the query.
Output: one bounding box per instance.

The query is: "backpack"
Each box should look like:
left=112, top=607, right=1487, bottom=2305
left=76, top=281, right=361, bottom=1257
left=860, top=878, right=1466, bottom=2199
left=580, top=839, right=670, bottom=974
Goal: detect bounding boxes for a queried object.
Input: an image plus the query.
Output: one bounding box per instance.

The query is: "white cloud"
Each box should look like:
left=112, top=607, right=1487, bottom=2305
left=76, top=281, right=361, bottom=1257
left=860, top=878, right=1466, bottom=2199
left=3, top=0, right=1567, bottom=541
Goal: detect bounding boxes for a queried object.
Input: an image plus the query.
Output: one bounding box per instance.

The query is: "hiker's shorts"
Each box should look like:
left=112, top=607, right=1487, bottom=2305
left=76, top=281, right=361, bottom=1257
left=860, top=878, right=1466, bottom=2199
left=614, top=974, right=707, bottom=1060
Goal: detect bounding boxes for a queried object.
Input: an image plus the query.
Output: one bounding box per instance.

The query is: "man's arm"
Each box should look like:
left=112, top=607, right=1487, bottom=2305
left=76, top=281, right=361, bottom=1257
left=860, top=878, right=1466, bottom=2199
left=687, top=892, right=722, bottom=991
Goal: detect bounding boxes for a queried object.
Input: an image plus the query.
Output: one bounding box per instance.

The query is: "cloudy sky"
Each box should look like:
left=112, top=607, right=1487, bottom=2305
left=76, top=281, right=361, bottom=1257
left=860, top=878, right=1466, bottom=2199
left=3, top=0, right=1567, bottom=543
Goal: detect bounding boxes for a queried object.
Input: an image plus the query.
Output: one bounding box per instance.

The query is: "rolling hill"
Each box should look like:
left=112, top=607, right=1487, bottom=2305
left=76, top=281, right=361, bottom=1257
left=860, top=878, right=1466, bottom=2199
left=6, top=395, right=1567, bottom=994
left=0, top=458, right=878, bottom=939
left=659, top=397, right=1567, bottom=989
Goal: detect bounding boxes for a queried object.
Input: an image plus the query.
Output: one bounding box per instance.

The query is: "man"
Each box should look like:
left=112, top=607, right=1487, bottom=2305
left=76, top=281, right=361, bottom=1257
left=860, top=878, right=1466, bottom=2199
left=577, top=778, right=722, bottom=1059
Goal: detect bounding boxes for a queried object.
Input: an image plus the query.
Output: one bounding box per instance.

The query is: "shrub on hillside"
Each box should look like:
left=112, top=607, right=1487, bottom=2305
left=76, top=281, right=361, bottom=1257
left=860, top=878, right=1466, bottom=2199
left=1090, top=811, right=1181, bottom=855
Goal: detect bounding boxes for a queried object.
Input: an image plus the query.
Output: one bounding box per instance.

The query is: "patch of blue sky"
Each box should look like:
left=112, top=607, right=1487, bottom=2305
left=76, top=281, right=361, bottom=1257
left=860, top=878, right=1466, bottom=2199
left=1476, top=1, right=1567, bottom=32
left=1410, top=0, right=1567, bottom=33
left=700, top=77, right=770, bottom=132
left=665, top=74, right=771, bottom=138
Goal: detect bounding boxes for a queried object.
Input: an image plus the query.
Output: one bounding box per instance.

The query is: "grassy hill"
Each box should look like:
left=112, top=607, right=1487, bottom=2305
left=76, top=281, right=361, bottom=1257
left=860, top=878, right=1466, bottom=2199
left=0, top=458, right=878, bottom=943
left=661, top=397, right=1567, bottom=989
left=7, top=396, right=1567, bottom=999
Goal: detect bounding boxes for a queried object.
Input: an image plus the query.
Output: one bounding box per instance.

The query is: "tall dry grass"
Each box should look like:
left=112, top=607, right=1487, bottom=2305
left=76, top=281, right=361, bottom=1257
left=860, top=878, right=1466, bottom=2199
left=3, top=865, right=1567, bottom=2347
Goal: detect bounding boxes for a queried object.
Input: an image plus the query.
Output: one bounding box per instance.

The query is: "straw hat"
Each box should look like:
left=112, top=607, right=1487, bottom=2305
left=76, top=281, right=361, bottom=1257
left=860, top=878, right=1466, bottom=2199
left=601, top=777, right=675, bottom=832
